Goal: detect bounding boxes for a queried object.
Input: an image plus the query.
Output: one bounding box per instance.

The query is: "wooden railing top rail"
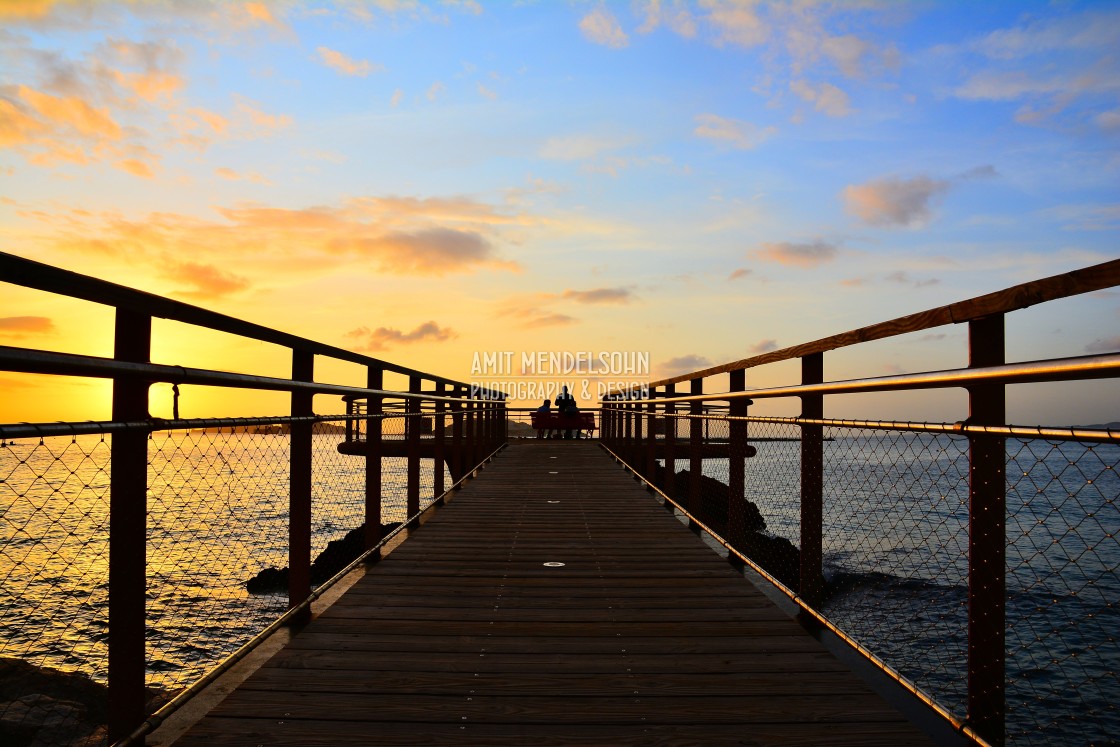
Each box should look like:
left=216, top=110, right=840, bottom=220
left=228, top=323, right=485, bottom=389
left=635, top=258, right=1120, bottom=391
left=0, top=250, right=469, bottom=389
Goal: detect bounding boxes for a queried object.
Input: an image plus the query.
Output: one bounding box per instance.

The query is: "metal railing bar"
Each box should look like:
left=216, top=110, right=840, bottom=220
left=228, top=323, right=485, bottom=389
left=626, top=257, right=1120, bottom=392
left=605, top=352, right=1120, bottom=405
left=596, top=412, right=1120, bottom=444
left=0, top=251, right=471, bottom=389
left=0, top=412, right=441, bottom=441
left=0, top=346, right=506, bottom=402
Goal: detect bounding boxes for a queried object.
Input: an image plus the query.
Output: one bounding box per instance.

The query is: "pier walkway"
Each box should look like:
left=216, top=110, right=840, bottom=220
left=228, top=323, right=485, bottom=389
left=172, top=442, right=934, bottom=746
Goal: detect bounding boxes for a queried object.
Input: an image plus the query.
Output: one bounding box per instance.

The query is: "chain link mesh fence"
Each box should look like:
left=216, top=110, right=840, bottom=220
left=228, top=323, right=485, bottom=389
left=603, top=406, right=1119, bottom=746
left=0, top=410, right=463, bottom=745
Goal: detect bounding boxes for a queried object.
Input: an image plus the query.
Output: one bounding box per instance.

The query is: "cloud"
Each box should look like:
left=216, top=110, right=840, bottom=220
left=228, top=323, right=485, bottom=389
left=0, top=316, right=55, bottom=337
left=790, top=79, right=852, bottom=117
left=33, top=193, right=527, bottom=282
left=701, top=0, right=767, bottom=48
left=561, top=287, right=634, bottom=304
left=498, top=299, right=578, bottom=329
left=659, top=354, right=711, bottom=376
left=426, top=81, right=446, bottom=101
left=636, top=0, right=697, bottom=38
left=540, top=134, right=629, bottom=161
left=234, top=96, right=292, bottom=136
left=215, top=166, right=270, bottom=184
left=390, top=89, right=404, bottom=107
left=476, top=82, right=497, bottom=101
left=843, top=176, right=951, bottom=227
left=579, top=6, right=629, bottom=49
left=330, top=227, right=515, bottom=275
left=160, top=260, right=250, bottom=299
left=885, top=271, right=940, bottom=289
left=694, top=113, right=776, bottom=150
left=345, top=321, right=456, bottom=351
left=115, top=158, right=154, bottom=178
left=1086, top=336, right=1120, bottom=354
left=316, top=47, right=381, bottom=77
left=749, top=339, right=778, bottom=354
left=958, top=164, right=998, bottom=181
left=755, top=240, right=839, bottom=268
left=1041, top=203, right=1120, bottom=232
left=727, top=268, right=751, bottom=281
left=1096, top=109, right=1120, bottom=131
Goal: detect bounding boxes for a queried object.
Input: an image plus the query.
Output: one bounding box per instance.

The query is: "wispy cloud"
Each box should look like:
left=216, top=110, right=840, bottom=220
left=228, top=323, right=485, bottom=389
left=316, top=47, right=381, bottom=77
left=1086, top=336, right=1120, bottom=354
left=658, top=354, right=711, bottom=376
left=727, top=268, right=751, bottom=281
left=843, top=176, right=951, bottom=228
left=345, top=321, right=456, bottom=351
left=0, top=316, right=56, bottom=337
left=790, top=79, right=852, bottom=117
left=886, top=271, right=940, bottom=289
left=755, top=240, right=839, bottom=268
left=579, top=6, right=629, bottom=49
left=749, top=339, right=778, bottom=354
left=694, top=113, right=776, bottom=149
left=561, top=287, right=635, bottom=304
left=215, top=167, right=271, bottom=185
left=159, top=260, right=250, bottom=300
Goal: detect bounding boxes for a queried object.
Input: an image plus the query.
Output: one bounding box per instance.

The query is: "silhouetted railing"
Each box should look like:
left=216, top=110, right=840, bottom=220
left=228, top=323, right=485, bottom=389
left=601, top=259, right=1120, bottom=747
left=0, top=252, right=505, bottom=744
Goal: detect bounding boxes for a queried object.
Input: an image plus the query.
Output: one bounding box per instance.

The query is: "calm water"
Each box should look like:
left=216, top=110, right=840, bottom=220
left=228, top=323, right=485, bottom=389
left=1, top=430, right=1117, bottom=745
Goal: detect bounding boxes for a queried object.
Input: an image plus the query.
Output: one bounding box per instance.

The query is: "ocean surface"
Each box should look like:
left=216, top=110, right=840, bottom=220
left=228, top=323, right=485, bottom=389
left=1, top=428, right=1117, bottom=745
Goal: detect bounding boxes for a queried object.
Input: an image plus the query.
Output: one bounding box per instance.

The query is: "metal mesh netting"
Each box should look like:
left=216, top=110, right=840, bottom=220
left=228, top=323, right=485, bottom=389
left=604, top=407, right=1119, bottom=746
left=0, top=412, right=455, bottom=741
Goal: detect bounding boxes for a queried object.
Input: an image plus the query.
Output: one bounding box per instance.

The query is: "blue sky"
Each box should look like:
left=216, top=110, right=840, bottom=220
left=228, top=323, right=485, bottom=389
left=1, top=1, right=1117, bottom=424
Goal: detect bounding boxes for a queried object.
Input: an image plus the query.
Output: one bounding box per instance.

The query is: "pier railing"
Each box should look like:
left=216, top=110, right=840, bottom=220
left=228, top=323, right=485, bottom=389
left=601, top=259, right=1120, bottom=747
left=0, top=252, right=505, bottom=744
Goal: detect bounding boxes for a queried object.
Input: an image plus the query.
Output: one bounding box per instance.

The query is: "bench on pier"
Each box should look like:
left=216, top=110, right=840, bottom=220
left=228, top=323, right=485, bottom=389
left=530, top=411, right=597, bottom=438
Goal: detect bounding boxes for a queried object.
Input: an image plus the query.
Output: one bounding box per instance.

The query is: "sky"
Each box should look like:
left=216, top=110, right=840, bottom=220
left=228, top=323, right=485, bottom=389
left=1, top=0, right=1118, bottom=426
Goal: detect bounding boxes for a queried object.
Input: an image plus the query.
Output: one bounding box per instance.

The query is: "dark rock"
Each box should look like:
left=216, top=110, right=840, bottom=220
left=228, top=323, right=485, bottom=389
left=0, top=657, right=169, bottom=747
left=246, top=522, right=402, bottom=594
left=651, top=466, right=800, bottom=591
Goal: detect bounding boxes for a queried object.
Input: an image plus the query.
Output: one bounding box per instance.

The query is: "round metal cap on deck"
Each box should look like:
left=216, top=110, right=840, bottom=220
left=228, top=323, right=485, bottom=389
left=542, top=561, right=566, bottom=567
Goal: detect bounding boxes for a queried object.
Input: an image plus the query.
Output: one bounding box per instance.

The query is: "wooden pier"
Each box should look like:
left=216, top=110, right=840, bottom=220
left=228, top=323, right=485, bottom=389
left=171, top=442, right=935, bottom=746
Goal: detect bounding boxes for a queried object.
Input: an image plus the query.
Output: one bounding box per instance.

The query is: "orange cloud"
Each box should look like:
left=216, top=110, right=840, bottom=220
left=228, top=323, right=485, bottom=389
left=115, top=158, right=154, bottom=178
left=843, top=176, right=951, bottom=227
left=561, top=287, right=634, bottom=304
left=580, top=7, right=629, bottom=49
left=157, top=260, right=250, bottom=300
left=694, top=113, right=776, bottom=149
left=33, top=194, right=526, bottom=281
left=0, top=316, right=56, bottom=337
left=345, top=321, right=456, bottom=351
left=215, top=167, right=270, bottom=184
left=17, top=85, right=121, bottom=140
left=316, top=47, right=380, bottom=77
left=755, top=240, right=839, bottom=268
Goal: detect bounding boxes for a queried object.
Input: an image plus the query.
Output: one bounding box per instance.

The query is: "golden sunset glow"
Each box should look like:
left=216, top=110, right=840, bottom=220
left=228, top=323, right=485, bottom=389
left=2, top=0, right=1118, bottom=425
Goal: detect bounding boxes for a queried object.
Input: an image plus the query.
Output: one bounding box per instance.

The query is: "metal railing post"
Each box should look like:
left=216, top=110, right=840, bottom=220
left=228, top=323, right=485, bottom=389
left=108, top=309, right=150, bottom=743
left=728, top=370, right=751, bottom=565
left=364, top=367, right=383, bottom=551
left=664, top=383, right=676, bottom=508
left=433, top=381, right=446, bottom=499
left=289, top=350, right=314, bottom=624
left=645, top=387, right=658, bottom=483
left=800, top=353, right=824, bottom=608
left=407, top=375, right=422, bottom=522
left=688, top=378, right=703, bottom=526
left=968, top=314, right=1007, bottom=746
left=451, top=385, right=464, bottom=484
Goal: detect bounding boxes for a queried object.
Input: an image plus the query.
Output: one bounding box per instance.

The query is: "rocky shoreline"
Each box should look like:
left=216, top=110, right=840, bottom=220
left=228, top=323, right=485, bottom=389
left=0, top=658, right=171, bottom=747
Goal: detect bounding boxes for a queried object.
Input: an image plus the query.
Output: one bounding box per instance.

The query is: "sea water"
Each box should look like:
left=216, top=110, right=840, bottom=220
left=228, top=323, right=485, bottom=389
left=1, top=430, right=1116, bottom=745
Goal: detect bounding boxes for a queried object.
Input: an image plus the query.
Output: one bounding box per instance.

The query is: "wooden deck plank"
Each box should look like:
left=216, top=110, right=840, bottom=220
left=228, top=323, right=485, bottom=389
left=171, top=442, right=935, bottom=746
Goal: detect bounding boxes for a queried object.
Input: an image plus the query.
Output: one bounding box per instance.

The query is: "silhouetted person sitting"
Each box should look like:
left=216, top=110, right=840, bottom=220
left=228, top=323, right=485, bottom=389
left=535, top=399, right=551, bottom=439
